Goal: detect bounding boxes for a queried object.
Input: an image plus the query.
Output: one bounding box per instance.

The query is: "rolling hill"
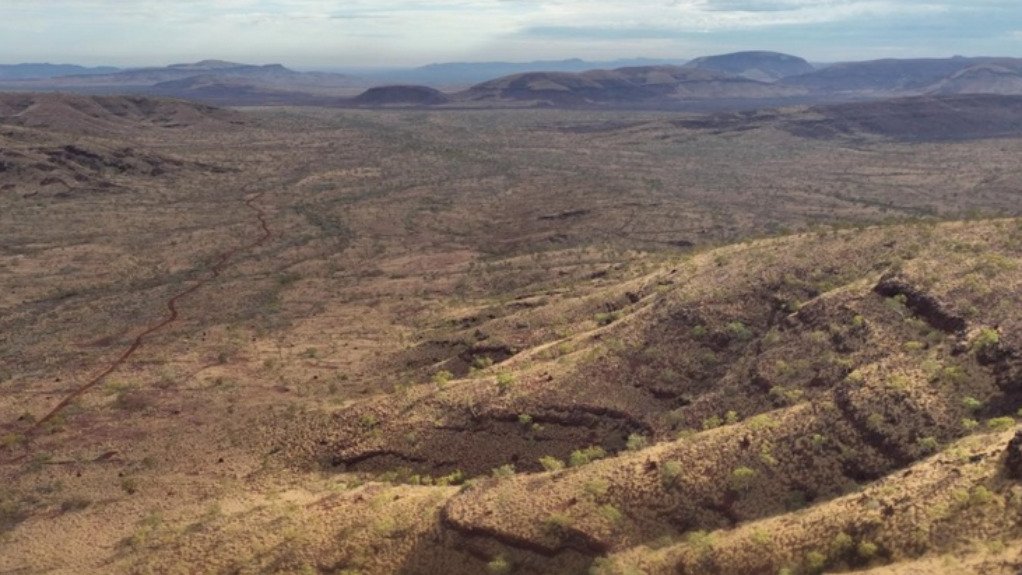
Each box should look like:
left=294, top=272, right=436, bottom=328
left=0, top=92, right=243, bottom=135
left=684, top=51, right=815, bottom=82
left=783, top=56, right=1022, bottom=96
left=352, top=85, right=450, bottom=106
left=458, top=65, right=804, bottom=106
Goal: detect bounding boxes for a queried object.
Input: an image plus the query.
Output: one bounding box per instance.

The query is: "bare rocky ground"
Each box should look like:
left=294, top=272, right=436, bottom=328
left=0, top=93, right=1020, bottom=574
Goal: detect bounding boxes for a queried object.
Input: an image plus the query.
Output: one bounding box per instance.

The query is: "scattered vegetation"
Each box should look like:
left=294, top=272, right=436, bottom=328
left=539, top=456, right=565, bottom=472
left=625, top=433, right=649, bottom=451
left=569, top=446, right=608, bottom=467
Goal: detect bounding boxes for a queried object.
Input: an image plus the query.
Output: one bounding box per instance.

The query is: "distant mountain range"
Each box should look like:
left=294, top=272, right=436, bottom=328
left=436, top=53, right=1022, bottom=108
left=783, top=56, right=1022, bottom=96
left=358, top=58, right=686, bottom=86
left=456, top=65, right=800, bottom=107
left=0, top=63, right=120, bottom=80
left=4, top=52, right=1022, bottom=109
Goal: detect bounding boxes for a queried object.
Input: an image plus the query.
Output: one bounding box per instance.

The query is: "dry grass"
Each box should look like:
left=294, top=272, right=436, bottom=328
left=1, top=95, right=1021, bottom=573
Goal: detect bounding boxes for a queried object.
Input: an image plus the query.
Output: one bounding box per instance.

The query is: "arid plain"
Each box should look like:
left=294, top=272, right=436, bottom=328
left=1, top=93, right=1021, bottom=573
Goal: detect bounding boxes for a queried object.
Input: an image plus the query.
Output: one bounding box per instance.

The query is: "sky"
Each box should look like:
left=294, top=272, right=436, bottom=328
left=2, top=0, right=1021, bottom=68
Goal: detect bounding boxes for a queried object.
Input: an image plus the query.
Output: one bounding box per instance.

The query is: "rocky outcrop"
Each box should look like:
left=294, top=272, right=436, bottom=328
left=1007, top=431, right=1022, bottom=480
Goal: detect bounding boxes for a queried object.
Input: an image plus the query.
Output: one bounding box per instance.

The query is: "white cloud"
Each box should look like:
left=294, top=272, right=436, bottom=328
left=0, top=1, right=1018, bottom=66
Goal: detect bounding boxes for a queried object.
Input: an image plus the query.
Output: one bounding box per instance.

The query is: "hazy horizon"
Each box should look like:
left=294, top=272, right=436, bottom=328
left=2, top=1, right=1021, bottom=69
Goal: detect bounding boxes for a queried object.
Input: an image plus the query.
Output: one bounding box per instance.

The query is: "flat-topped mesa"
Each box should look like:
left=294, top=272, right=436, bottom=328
left=352, top=85, right=451, bottom=106
left=684, top=51, right=815, bottom=82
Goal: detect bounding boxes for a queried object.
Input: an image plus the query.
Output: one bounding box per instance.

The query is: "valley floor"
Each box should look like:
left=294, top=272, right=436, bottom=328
left=1, top=96, right=1020, bottom=574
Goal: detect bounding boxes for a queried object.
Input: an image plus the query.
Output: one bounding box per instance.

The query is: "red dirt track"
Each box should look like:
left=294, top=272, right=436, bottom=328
left=1, top=194, right=272, bottom=461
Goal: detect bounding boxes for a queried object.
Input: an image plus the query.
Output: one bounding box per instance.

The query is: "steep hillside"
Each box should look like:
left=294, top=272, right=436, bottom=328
left=684, top=51, right=815, bottom=82
left=134, top=219, right=1022, bottom=574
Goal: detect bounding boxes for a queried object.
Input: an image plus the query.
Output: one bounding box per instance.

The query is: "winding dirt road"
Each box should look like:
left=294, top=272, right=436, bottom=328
left=2, top=193, right=272, bottom=461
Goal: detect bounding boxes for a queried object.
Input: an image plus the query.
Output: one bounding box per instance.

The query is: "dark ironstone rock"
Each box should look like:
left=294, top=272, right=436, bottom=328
left=1007, top=430, right=1022, bottom=480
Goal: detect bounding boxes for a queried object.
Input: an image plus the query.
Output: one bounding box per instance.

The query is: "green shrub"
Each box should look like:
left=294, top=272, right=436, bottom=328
left=702, top=415, right=722, bottom=430
left=569, top=446, right=607, bottom=467
left=987, top=417, right=1015, bottom=431
left=491, top=464, right=516, bottom=478
left=973, top=328, right=1000, bottom=352
left=432, top=370, right=453, bottom=388
left=916, top=436, right=939, bottom=453
left=685, top=530, right=714, bottom=554
left=831, top=532, right=854, bottom=555
left=941, top=365, right=966, bottom=384
left=969, top=485, right=994, bottom=505
left=857, top=541, right=878, bottom=559
left=747, top=414, right=779, bottom=431
left=730, top=466, right=757, bottom=491
left=539, top=456, right=565, bottom=472
left=962, top=418, right=979, bottom=431
left=750, top=528, right=772, bottom=547
left=496, top=372, right=515, bottom=393
left=805, top=550, right=827, bottom=572
left=486, top=556, right=511, bottom=574
left=545, top=512, right=573, bottom=532
left=584, top=478, right=610, bottom=498
left=661, top=461, right=683, bottom=486
left=625, top=433, right=649, bottom=451
left=769, top=386, right=804, bottom=405
left=676, top=428, right=697, bottom=441
left=962, top=396, right=984, bottom=411
left=436, top=470, right=465, bottom=486
left=866, top=413, right=885, bottom=432
left=726, top=321, right=753, bottom=341
left=598, top=504, right=623, bottom=524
